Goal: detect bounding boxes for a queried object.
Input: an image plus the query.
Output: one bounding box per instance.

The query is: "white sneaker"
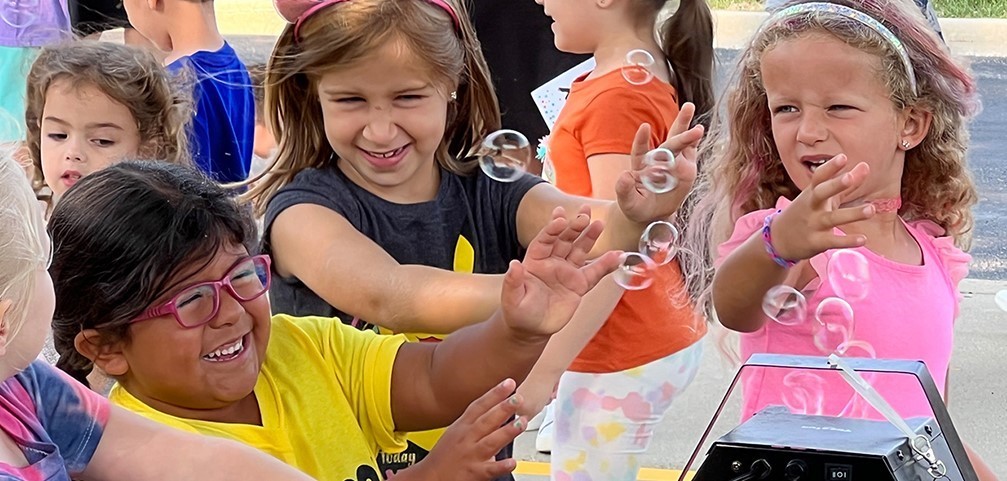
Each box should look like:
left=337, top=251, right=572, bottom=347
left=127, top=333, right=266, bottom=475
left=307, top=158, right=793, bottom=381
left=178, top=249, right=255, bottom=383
left=535, top=403, right=555, bottom=454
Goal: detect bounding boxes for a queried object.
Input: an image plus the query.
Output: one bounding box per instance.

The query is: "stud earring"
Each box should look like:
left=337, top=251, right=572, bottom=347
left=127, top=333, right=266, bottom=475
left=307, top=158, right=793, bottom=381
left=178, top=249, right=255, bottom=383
left=449, top=91, right=457, bottom=101
left=901, top=140, right=911, bottom=149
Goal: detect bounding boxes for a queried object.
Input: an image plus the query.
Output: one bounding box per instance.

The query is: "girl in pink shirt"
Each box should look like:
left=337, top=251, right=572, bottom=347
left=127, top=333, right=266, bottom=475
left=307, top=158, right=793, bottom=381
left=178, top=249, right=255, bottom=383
left=685, top=0, right=997, bottom=478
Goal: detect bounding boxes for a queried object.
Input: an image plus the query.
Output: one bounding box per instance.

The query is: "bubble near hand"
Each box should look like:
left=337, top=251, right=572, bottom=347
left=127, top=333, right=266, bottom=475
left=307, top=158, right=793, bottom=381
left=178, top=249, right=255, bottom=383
left=613, top=252, right=657, bottom=290
left=479, top=130, right=531, bottom=182
left=0, top=0, right=39, bottom=28
left=621, top=49, right=655, bottom=86
left=827, top=249, right=871, bottom=302
left=835, top=340, right=876, bottom=359
left=814, top=297, right=855, bottom=354
left=641, top=148, right=677, bottom=194
left=762, top=285, right=807, bottom=326
left=782, top=371, right=826, bottom=416
left=639, top=221, right=678, bottom=266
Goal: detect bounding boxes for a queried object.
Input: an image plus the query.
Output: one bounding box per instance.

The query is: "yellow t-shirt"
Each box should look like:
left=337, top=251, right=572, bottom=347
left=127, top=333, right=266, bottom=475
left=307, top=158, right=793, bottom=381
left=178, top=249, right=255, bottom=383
left=110, top=314, right=408, bottom=481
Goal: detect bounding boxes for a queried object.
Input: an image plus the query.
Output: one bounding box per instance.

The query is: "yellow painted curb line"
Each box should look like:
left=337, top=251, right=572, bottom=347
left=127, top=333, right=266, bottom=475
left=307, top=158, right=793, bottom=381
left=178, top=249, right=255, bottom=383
left=514, top=461, right=694, bottom=480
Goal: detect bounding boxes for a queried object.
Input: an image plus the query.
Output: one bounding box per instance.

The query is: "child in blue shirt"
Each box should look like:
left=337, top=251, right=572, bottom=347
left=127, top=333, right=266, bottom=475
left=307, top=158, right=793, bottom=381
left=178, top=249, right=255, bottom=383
left=123, top=0, right=254, bottom=183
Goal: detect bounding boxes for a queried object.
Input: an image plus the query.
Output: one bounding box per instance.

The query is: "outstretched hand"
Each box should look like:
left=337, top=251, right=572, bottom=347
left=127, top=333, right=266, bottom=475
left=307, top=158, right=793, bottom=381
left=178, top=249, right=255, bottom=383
left=501, top=206, right=622, bottom=339
left=616, top=102, right=705, bottom=223
left=770, top=154, right=876, bottom=261
left=390, top=379, right=526, bottom=481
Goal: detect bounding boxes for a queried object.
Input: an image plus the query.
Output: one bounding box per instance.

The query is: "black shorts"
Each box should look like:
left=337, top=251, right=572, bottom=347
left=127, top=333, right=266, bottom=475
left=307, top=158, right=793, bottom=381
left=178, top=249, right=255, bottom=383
left=69, top=0, right=131, bottom=36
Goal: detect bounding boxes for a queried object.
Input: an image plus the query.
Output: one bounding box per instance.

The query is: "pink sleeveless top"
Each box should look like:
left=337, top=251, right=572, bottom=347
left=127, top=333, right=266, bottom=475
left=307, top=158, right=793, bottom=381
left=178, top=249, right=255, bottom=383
left=717, top=198, right=970, bottom=421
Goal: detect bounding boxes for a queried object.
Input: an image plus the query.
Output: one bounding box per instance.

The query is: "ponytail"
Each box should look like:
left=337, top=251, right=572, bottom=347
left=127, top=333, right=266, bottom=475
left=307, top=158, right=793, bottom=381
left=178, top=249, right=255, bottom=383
left=660, top=0, right=715, bottom=127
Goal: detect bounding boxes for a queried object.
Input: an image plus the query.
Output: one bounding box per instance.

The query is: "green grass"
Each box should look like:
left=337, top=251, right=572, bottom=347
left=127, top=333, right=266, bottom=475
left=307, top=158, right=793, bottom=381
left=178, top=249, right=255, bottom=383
left=705, top=0, right=1007, bottom=18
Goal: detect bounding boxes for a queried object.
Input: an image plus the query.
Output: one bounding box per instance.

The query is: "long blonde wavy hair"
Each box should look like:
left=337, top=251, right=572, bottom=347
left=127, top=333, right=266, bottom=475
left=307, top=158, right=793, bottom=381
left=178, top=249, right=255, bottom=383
left=243, top=0, right=500, bottom=215
left=681, top=0, right=980, bottom=320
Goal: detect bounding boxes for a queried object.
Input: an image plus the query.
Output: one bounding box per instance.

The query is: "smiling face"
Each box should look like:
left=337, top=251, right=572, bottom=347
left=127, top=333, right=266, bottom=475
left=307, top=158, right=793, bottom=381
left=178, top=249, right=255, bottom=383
left=316, top=39, right=453, bottom=204
left=39, top=79, right=142, bottom=202
left=112, top=245, right=271, bottom=417
left=762, top=32, right=909, bottom=203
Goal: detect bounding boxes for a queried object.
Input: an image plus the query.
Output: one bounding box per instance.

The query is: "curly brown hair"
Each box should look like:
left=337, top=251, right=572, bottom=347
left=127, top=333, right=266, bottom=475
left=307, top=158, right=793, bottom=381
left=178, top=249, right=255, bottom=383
left=682, top=0, right=979, bottom=318
left=24, top=41, right=193, bottom=199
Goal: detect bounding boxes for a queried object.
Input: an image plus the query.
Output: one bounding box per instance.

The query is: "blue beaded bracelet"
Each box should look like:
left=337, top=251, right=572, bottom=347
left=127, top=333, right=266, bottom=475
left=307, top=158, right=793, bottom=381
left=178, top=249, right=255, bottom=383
left=762, top=210, right=798, bottom=268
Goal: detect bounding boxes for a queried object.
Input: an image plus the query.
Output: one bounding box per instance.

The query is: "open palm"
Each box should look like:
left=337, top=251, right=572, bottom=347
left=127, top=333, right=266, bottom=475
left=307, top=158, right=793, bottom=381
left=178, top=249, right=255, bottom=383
left=501, top=206, right=621, bottom=338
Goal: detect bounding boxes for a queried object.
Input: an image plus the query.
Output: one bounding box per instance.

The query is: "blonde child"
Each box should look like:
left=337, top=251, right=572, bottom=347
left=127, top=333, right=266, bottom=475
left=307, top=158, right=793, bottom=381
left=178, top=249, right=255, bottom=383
left=250, top=0, right=700, bottom=474
left=689, top=0, right=996, bottom=477
left=0, top=150, right=325, bottom=481
left=49, top=160, right=620, bottom=480
left=517, top=0, right=713, bottom=476
left=25, top=40, right=191, bottom=206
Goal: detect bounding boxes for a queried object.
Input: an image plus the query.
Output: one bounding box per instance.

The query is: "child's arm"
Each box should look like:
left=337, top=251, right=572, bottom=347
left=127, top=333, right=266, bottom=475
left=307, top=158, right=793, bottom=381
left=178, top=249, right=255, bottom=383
left=515, top=103, right=704, bottom=257
left=713, top=154, right=875, bottom=332
left=271, top=205, right=504, bottom=334
left=80, top=405, right=312, bottom=480
left=388, top=206, right=622, bottom=431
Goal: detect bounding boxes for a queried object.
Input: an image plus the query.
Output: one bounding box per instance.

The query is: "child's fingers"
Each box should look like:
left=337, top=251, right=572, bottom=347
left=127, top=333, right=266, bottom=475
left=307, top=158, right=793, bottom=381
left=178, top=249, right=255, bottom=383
left=808, top=154, right=849, bottom=192
left=459, top=379, right=517, bottom=424
left=478, top=458, right=519, bottom=479
left=581, top=250, right=622, bottom=287
left=567, top=219, right=605, bottom=267
left=826, top=232, right=868, bottom=250
left=629, top=123, right=653, bottom=171
left=667, top=102, right=696, bottom=138
left=500, top=261, right=526, bottom=310
left=475, top=418, right=526, bottom=467
left=552, top=208, right=593, bottom=260
left=525, top=215, right=569, bottom=260
left=472, top=392, right=522, bottom=435
left=826, top=203, right=876, bottom=229
left=811, top=162, right=869, bottom=207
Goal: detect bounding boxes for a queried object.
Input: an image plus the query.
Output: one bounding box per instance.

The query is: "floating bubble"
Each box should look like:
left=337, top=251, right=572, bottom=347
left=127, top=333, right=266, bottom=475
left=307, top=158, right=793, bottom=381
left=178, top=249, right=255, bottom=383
left=479, top=130, right=531, bottom=182
left=835, top=339, right=876, bottom=359
left=641, top=148, right=677, bottom=194
left=0, top=0, right=39, bottom=28
left=828, top=249, right=871, bottom=302
left=782, top=371, right=826, bottom=416
left=996, top=290, right=1007, bottom=312
left=613, top=252, right=657, bottom=291
left=621, top=49, right=655, bottom=86
left=762, top=285, right=807, bottom=326
left=639, top=221, right=678, bottom=266
left=814, top=297, right=855, bottom=354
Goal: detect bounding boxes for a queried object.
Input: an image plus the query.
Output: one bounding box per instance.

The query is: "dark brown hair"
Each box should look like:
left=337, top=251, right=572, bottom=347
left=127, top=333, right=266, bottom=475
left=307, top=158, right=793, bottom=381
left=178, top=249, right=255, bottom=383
left=48, top=162, right=257, bottom=387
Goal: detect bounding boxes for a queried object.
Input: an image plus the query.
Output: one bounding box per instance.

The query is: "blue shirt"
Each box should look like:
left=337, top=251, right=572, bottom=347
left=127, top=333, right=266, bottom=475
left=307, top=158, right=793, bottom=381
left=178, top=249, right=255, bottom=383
left=169, top=42, right=254, bottom=183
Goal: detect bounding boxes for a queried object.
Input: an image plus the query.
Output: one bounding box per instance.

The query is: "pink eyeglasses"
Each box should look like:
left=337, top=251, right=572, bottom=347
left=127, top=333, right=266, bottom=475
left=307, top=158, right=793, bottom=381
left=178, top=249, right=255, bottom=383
left=131, top=255, right=272, bottom=329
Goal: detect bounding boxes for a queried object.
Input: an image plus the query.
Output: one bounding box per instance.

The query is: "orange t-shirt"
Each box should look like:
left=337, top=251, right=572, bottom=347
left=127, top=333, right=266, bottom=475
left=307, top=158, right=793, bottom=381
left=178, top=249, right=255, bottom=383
left=545, top=68, right=706, bottom=373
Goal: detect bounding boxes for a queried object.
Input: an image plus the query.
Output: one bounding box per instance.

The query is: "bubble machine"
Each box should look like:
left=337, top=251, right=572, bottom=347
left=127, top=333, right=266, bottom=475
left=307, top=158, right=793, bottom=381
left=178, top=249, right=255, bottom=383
left=682, top=354, right=979, bottom=481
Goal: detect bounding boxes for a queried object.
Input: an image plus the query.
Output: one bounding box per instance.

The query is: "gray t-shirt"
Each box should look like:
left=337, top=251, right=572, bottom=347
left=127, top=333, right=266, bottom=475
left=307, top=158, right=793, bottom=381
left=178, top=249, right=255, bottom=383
left=262, top=165, right=545, bottom=330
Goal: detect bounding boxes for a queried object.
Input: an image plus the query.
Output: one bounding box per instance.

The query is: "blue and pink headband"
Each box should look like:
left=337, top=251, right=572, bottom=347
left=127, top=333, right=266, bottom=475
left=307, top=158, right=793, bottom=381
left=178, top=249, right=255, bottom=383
left=766, top=2, right=918, bottom=95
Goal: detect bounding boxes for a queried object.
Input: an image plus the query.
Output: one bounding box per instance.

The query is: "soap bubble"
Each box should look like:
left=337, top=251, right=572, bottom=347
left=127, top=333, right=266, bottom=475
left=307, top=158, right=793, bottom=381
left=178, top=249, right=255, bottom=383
left=622, top=49, right=655, bottom=86
left=828, top=249, right=871, bottom=302
left=0, top=0, right=39, bottom=28
left=639, top=221, right=678, bottom=266
left=762, top=285, right=807, bottom=326
left=613, top=252, right=657, bottom=290
left=782, top=371, right=826, bottom=416
left=479, top=130, right=531, bottom=182
left=641, top=148, right=677, bottom=194
left=813, top=297, right=855, bottom=354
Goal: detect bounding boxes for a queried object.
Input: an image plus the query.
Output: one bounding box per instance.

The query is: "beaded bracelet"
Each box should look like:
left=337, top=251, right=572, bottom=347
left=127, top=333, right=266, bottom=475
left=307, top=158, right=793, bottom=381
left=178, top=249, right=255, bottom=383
left=762, top=210, right=798, bottom=268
